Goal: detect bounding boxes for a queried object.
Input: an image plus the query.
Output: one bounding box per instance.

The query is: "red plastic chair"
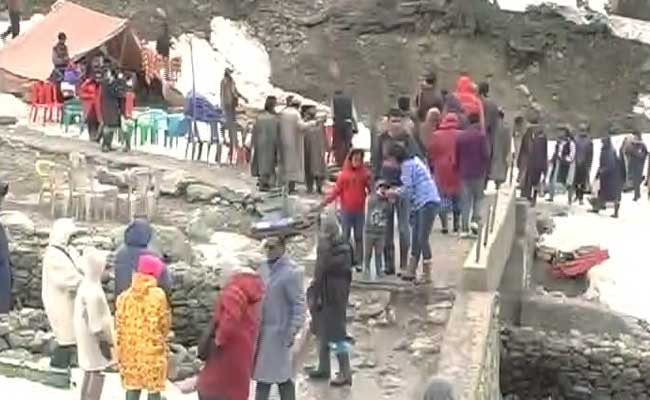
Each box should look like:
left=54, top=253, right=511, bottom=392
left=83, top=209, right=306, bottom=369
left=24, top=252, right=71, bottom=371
left=45, top=82, right=63, bottom=123
left=29, top=81, right=56, bottom=125
left=124, top=91, right=135, bottom=118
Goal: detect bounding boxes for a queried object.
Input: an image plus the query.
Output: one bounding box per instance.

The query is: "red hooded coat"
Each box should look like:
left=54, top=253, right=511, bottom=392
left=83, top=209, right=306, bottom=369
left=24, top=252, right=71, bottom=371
left=428, top=113, right=462, bottom=195
left=454, top=75, right=485, bottom=132
left=324, top=151, right=371, bottom=213
left=197, top=271, right=264, bottom=400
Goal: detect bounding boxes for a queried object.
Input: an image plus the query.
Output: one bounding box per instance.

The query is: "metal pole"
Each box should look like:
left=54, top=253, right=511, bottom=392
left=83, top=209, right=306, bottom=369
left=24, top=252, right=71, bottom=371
left=483, top=205, right=492, bottom=248
left=490, top=192, right=498, bottom=234
left=475, top=226, right=482, bottom=263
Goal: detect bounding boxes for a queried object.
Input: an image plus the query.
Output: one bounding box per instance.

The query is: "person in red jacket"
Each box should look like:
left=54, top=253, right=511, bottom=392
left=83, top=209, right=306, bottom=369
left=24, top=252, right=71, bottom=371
left=321, top=149, right=371, bottom=268
left=197, top=265, right=264, bottom=400
left=452, top=74, right=485, bottom=134
left=79, top=77, right=102, bottom=142
left=428, top=113, right=462, bottom=234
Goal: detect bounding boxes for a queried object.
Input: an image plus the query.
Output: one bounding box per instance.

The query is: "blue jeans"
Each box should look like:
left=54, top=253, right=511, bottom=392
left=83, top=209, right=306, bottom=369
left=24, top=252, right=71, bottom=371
left=461, top=178, right=485, bottom=232
left=341, top=211, right=364, bottom=265
left=411, top=202, right=437, bottom=263
left=384, top=197, right=410, bottom=273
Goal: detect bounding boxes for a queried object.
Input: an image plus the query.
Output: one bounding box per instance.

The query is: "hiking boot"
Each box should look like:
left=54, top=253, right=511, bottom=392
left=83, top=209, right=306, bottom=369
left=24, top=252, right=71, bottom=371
left=401, top=256, right=418, bottom=281
left=470, top=222, right=480, bottom=235
left=330, top=353, right=352, bottom=387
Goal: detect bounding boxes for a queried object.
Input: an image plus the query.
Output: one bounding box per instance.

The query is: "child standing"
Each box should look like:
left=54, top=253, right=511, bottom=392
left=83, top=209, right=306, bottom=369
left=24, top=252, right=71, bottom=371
left=321, top=149, right=371, bottom=268
left=363, top=180, right=392, bottom=280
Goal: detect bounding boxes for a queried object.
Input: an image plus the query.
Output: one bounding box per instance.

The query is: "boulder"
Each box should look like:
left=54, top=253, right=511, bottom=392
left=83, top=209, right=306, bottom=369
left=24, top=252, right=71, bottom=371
left=186, top=207, right=221, bottom=242
left=185, top=184, right=219, bottom=203
left=96, top=168, right=128, bottom=189
left=160, top=170, right=197, bottom=197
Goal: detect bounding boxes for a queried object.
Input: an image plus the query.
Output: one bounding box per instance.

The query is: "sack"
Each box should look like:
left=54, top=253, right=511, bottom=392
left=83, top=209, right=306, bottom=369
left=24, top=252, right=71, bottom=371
left=197, top=318, right=217, bottom=361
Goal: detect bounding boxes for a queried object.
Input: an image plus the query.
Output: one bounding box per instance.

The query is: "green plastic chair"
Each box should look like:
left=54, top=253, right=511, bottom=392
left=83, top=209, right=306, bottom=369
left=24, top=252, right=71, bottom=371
left=60, top=98, right=84, bottom=134
left=136, top=109, right=168, bottom=145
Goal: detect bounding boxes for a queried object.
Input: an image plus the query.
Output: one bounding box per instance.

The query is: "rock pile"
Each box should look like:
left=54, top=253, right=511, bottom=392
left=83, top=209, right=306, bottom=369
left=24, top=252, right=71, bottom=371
left=501, top=325, right=650, bottom=399
left=0, top=309, right=55, bottom=357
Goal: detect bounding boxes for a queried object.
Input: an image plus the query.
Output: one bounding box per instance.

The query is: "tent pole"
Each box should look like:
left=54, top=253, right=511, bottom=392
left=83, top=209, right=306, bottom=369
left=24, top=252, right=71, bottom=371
left=118, top=28, right=129, bottom=66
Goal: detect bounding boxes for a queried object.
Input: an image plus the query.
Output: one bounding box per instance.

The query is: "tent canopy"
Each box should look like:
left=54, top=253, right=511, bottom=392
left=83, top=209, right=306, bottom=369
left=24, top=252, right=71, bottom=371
left=0, top=1, right=142, bottom=93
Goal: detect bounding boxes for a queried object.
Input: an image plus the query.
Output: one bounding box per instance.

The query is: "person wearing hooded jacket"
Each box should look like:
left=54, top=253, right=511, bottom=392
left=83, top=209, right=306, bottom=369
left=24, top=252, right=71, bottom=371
left=74, top=248, right=114, bottom=400
left=197, top=263, right=264, bottom=400
left=305, top=212, right=354, bottom=386
left=451, top=75, right=484, bottom=133
left=423, top=377, right=456, bottom=400
left=112, top=218, right=171, bottom=301
left=321, top=149, right=371, bottom=267
left=116, top=255, right=171, bottom=400
left=42, top=218, right=83, bottom=369
left=428, top=113, right=462, bottom=234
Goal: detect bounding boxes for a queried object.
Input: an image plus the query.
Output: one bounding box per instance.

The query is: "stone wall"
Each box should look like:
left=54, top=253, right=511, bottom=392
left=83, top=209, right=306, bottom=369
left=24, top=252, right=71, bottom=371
left=501, top=325, right=650, bottom=400
left=437, top=292, right=502, bottom=400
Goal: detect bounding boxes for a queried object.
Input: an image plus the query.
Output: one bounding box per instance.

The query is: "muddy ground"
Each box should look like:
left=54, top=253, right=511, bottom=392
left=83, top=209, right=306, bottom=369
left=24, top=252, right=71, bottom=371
left=13, top=0, right=650, bottom=134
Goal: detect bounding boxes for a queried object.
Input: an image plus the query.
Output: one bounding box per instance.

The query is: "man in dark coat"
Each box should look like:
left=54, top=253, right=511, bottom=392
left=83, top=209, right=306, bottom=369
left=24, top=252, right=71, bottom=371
left=99, top=68, right=126, bottom=152
left=518, top=116, right=548, bottom=206
left=624, top=130, right=647, bottom=201
left=251, top=96, right=281, bottom=191
left=414, top=72, right=444, bottom=123
left=478, top=82, right=500, bottom=165
left=590, top=134, right=625, bottom=218
left=372, top=109, right=420, bottom=275
left=305, top=213, right=353, bottom=387
left=331, top=90, right=358, bottom=167
left=303, top=106, right=327, bottom=194
left=1, top=0, right=21, bottom=40
left=573, top=122, right=594, bottom=205
left=0, top=182, right=11, bottom=314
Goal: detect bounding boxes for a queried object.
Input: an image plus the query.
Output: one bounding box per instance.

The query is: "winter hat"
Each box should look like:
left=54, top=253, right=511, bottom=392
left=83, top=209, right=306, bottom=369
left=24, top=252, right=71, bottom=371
left=137, top=254, right=164, bottom=279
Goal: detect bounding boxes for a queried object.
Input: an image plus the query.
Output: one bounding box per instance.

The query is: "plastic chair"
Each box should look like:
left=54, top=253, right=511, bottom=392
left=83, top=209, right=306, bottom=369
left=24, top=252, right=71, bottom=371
left=35, top=159, right=56, bottom=207
left=136, top=109, right=168, bottom=145
left=29, top=81, right=48, bottom=124
left=165, top=113, right=187, bottom=148
left=48, top=165, right=71, bottom=218
left=60, top=98, right=85, bottom=133
left=42, top=82, right=63, bottom=123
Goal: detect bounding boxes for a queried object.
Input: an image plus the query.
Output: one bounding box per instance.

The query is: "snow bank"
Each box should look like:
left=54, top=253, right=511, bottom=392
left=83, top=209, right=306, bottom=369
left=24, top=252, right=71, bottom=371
left=541, top=135, right=650, bottom=323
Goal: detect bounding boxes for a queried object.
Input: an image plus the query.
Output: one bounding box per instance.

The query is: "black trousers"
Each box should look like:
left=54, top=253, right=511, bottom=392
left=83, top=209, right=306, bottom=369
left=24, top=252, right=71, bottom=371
left=1, top=11, right=20, bottom=39
left=255, top=380, right=295, bottom=400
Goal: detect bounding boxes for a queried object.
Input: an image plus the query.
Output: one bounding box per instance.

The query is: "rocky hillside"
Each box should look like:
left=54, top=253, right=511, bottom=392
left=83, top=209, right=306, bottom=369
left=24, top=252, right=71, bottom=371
left=20, top=0, right=650, bottom=133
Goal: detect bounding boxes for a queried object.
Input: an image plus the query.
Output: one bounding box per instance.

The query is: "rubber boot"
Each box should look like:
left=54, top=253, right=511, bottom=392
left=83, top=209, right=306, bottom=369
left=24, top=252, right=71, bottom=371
left=306, top=340, right=331, bottom=380
left=440, top=213, right=449, bottom=234
left=612, top=202, right=620, bottom=219
left=330, top=353, right=352, bottom=387
left=401, top=256, right=418, bottom=282
left=353, top=238, right=364, bottom=271
left=420, top=259, right=432, bottom=284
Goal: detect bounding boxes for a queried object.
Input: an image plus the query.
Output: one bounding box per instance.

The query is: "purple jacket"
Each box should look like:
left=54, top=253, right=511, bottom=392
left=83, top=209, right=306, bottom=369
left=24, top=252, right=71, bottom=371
left=456, top=123, right=490, bottom=180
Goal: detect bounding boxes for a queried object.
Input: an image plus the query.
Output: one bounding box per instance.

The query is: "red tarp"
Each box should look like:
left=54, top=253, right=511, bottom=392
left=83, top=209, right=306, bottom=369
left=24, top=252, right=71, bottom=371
left=0, top=1, right=142, bottom=93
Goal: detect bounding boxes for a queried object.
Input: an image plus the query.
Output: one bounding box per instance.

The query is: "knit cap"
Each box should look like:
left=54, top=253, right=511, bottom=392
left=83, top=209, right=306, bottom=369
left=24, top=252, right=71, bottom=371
left=137, top=254, right=164, bottom=279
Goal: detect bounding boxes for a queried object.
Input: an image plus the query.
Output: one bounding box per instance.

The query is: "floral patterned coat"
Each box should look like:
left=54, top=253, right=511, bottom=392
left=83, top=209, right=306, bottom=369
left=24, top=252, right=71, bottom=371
left=115, top=273, right=171, bottom=392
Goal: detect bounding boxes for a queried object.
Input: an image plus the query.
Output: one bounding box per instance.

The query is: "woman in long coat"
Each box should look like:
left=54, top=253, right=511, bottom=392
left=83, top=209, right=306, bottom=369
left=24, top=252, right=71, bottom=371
left=74, top=248, right=114, bottom=400
left=488, top=110, right=511, bottom=188
left=279, top=100, right=308, bottom=193
left=42, top=218, right=83, bottom=368
left=592, top=135, right=625, bottom=218
left=305, top=213, right=353, bottom=386
left=197, top=265, right=264, bottom=400
left=518, top=120, right=548, bottom=204
left=251, top=96, right=281, bottom=191
left=624, top=131, right=647, bottom=201
left=303, top=106, right=327, bottom=194
left=253, top=237, right=306, bottom=400
left=115, top=255, right=171, bottom=400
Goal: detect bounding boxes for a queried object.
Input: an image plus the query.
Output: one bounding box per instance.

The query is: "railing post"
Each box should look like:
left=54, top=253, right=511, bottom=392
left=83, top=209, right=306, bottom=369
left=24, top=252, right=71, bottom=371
left=483, top=205, right=492, bottom=248
left=490, top=191, right=498, bottom=234
left=475, top=225, right=482, bottom=263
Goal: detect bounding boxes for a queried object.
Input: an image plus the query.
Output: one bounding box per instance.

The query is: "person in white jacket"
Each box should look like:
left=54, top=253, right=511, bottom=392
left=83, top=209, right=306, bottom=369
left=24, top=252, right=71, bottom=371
left=74, top=247, right=114, bottom=400
left=42, top=218, right=83, bottom=369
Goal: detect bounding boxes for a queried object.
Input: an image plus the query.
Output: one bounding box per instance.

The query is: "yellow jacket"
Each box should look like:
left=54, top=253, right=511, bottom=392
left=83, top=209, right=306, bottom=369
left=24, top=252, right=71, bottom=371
left=115, top=273, right=171, bottom=392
